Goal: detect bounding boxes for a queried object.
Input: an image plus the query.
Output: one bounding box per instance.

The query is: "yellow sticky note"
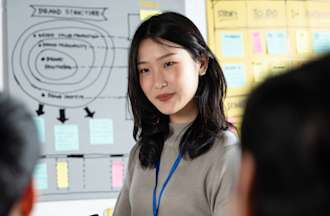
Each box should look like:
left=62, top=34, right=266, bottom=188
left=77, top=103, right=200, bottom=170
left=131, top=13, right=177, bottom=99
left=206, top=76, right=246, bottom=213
left=252, top=61, right=269, bottom=82
left=140, top=10, right=161, bottom=21
left=270, top=61, right=288, bottom=76
left=224, top=95, right=246, bottom=118
left=104, top=208, right=113, bottom=216
left=56, top=161, right=69, bottom=189
left=286, top=1, right=308, bottom=26
left=247, top=1, right=286, bottom=27
left=307, top=1, right=330, bottom=28
left=213, top=1, right=247, bottom=28
left=139, top=0, right=160, bottom=8
left=296, top=30, right=309, bottom=54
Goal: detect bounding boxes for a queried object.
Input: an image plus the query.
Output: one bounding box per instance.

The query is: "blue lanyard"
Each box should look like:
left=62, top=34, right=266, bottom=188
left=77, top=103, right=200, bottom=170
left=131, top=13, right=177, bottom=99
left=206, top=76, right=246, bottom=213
left=153, top=153, right=183, bottom=216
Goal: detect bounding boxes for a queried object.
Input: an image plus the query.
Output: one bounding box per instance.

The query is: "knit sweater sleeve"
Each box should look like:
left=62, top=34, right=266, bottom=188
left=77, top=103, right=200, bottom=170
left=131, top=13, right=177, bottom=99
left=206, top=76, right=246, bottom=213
left=113, top=144, right=139, bottom=216
left=209, top=131, right=241, bottom=216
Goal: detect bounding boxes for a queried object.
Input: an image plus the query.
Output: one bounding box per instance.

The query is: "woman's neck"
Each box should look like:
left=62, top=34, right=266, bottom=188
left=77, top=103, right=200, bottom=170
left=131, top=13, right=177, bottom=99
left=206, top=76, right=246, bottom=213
left=169, top=99, right=198, bottom=124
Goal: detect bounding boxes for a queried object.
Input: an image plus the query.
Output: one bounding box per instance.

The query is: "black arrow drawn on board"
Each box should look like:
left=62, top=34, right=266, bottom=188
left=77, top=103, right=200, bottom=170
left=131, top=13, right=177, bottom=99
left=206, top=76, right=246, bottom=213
left=57, top=109, right=68, bottom=123
left=36, top=104, right=45, bottom=116
left=84, top=107, right=95, bottom=118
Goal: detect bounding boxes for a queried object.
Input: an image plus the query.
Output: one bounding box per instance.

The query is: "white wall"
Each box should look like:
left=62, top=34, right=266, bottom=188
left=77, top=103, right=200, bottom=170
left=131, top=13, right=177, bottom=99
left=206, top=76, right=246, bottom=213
left=185, top=0, right=207, bottom=41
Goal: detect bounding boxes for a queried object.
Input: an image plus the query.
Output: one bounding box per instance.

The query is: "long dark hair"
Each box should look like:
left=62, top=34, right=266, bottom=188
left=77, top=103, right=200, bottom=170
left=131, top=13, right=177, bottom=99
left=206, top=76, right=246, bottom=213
left=128, top=12, right=230, bottom=168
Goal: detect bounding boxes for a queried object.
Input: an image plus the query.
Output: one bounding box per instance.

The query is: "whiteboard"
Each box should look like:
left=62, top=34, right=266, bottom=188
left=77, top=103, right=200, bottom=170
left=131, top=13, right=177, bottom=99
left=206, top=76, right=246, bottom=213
left=3, top=0, right=185, bottom=201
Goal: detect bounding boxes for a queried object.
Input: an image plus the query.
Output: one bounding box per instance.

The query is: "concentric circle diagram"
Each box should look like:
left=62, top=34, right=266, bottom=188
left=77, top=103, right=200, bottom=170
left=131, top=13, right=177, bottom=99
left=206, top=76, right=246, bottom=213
left=12, top=19, right=115, bottom=108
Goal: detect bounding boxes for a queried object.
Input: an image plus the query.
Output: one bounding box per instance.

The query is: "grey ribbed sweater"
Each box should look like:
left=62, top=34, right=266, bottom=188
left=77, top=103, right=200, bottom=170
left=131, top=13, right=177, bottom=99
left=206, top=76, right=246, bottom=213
left=113, top=122, right=240, bottom=216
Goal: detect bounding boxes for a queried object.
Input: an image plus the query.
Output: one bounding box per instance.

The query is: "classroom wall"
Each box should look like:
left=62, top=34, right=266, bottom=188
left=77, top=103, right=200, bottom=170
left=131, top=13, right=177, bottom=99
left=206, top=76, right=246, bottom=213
left=205, top=0, right=330, bottom=129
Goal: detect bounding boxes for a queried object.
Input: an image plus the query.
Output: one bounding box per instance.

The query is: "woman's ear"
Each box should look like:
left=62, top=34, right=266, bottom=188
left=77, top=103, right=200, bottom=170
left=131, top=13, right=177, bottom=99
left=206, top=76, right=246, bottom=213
left=198, top=55, right=209, bottom=76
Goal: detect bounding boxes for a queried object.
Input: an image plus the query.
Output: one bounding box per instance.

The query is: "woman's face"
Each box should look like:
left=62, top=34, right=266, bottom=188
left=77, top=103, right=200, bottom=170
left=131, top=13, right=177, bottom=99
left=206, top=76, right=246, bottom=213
left=137, top=38, right=205, bottom=123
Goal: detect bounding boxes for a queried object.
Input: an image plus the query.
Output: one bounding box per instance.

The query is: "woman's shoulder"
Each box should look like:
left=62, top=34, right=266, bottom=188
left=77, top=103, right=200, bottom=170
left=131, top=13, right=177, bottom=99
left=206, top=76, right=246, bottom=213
left=222, top=129, right=239, bottom=148
left=126, top=143, right=141, bottom=175
left=128, top=143, right=141, bottom=161
left=207, top=129, right=241, bottom=177
left=214, top=129, right=240, bottom=151
left=193, top=129, right=240, bottom=164
left=205, top=129, right=240, bottom=165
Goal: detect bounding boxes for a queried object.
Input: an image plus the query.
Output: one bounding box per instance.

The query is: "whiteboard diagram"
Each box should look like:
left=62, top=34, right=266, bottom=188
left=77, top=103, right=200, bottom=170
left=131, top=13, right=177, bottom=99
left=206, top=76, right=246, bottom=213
left=11, top=6, right=137, bottom=122
left=12, top=20, right=115, bottom=107
left=4, top=0, right=186, bottom=201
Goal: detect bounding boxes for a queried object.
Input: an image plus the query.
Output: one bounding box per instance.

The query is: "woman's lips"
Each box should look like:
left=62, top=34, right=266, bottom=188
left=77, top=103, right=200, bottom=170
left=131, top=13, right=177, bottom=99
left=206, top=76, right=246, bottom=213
left=156, top=93, right=175, bottom=102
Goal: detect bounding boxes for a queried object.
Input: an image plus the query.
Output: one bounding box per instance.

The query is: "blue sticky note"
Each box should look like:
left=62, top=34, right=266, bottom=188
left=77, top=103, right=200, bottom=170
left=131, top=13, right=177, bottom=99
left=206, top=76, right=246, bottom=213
left=223, top=64, right=246, bottom=88
left=266, top=31, right=288, bottom=55
left=34, top=163, right=48, bottom=190
left=90, top=119, right=114, bottom=145
left=34, top=117, right=46, bottom=143
left=221, top=32, right=244, bottom=57
left=54, top=124, right=79, bottom=151
left=312, top=32, right=330, bottom=54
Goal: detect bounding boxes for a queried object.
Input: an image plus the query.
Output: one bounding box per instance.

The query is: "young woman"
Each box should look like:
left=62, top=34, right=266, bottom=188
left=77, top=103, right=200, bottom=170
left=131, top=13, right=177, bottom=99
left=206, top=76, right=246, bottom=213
left=113, top=12, right=240, bottom=216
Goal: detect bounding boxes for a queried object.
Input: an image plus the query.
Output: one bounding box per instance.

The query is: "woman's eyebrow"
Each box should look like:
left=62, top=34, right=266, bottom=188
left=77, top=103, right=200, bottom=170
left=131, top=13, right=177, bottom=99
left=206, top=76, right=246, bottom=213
left=137, top=52, right=177, bottom=65
left=156, top=52, right=177, bottom=61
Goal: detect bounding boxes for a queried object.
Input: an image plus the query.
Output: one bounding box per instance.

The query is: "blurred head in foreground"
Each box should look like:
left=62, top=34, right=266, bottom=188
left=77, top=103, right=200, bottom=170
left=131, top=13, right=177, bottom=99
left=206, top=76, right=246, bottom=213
left=0, top=94, right=40, bottom=216
left=236, top=54, right=330, bottom=216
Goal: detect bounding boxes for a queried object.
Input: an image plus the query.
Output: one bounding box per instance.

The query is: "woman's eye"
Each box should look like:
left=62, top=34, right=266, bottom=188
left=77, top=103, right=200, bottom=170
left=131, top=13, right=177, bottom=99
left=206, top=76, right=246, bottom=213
left=139, top=68, right=149, bottom=74
left=164, top=61, right=175, bottom=68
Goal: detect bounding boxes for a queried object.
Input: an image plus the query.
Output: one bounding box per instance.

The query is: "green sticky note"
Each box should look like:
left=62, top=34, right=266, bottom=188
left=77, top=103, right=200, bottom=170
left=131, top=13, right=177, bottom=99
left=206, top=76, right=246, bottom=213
left=34, top=163, right=48, bottom=190
left=223, top=64, right=246, bottom=88
left=266, top=31, right=288, bottom=55
left=221, top=32, right=244, bottom=57
left=34, top=117, right=46, bottom=143
left=90, top=119, right=114, bottom=145
left=312, top=32, right=330, bottom=54
left=54, top=124, right=79, bottom=151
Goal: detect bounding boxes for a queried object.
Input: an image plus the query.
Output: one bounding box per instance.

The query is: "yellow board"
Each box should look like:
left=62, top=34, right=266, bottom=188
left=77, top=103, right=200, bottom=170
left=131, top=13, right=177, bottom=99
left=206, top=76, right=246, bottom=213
left=287, top=1, right=309, bottom=27
left=307, top=1, right=330, bottom=27
left=246, top=1, right=286, bottom=27
left=206, top=0, right=330, bottom=127
left=212, top=1, right=247, bottom=28
left=224, top=95, right=246, bottom=119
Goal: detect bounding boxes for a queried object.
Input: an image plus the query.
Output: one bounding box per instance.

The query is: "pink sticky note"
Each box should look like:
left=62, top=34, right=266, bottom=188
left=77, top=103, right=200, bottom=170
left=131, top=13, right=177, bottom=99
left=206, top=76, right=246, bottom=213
left=112, top=161, right=124, bottom=188
left=252, top=32, right=263, bottom=54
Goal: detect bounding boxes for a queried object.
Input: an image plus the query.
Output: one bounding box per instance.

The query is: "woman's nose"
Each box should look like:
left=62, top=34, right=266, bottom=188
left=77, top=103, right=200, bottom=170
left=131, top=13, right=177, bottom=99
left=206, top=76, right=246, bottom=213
left=154, top=70, right=168, bottom=89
